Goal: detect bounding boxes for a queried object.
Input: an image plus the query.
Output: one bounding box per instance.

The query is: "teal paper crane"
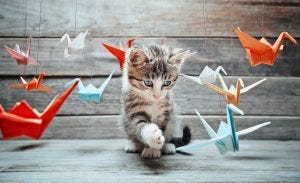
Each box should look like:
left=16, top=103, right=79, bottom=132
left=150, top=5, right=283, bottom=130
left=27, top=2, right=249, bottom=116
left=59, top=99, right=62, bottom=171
left=66, top=70, right=114, bottom=102
left=176, top=104, right=271, bottom=154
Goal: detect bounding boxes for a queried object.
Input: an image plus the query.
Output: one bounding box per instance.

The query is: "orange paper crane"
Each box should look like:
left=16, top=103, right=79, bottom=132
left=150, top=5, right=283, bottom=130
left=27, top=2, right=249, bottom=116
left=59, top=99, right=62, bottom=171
left=235, top=27, right=297, bottom=66
left=102, top=38, right=135, bottom=71
left=0, top=80, right=79, bottom=140
left=4, top=37, right=38, bottom=65
left=204, top=74, right=266, bottom=106
left=9, top=73, right=53, bottom=93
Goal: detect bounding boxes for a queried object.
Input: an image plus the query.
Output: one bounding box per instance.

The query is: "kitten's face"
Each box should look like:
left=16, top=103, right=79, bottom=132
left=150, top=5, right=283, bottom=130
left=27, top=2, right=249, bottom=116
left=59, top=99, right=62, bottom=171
left=125, top=45, right=191, bottom=100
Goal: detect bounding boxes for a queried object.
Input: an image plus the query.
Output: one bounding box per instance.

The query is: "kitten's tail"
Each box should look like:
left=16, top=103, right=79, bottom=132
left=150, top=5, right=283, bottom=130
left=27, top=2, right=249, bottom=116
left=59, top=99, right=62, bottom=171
left=170, top=126, right=191, bottom=147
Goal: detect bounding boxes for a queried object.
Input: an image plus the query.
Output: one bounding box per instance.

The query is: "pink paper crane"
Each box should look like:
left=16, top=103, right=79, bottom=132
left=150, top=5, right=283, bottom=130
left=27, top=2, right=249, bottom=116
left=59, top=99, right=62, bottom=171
left=4, top=37, right=38, bottom=65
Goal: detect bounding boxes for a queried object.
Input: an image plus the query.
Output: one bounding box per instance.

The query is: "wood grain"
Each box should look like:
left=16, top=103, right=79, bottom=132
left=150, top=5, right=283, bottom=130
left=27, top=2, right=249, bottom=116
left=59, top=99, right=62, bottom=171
left=35, top=115, right=300, bottom=140
left=0, top=140, right=299, bottom=182
left=0, top=76, right=299, bottom=116
left=0, top=0, right=299, bottom=37
left=0, top=37, right=299, bottom=77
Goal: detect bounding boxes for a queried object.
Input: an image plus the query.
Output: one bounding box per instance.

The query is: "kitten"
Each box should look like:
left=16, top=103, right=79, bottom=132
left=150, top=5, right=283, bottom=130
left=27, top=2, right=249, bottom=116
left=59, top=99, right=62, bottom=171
left=121, top=45, right=194, bottom=158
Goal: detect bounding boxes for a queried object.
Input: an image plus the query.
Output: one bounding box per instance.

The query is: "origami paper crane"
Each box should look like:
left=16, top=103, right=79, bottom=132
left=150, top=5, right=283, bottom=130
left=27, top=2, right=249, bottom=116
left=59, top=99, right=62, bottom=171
left=102, top=38, right=135, bottom=71
left=0, top=80, right=79, bottom=140
left=180, top=66, right=227, bottom=85
left=4, top=37, right=38, bottom=65
left=176, top=104, right=271, bottom=154
left=66, top=69, right=114, bottom=102
left=9, top=73, right=53, bottom=93
left=60, top=29, right=89, bottom=58
left=235, top=27, right=297, bottom=66
left=204, top=74, right=266, bottom=106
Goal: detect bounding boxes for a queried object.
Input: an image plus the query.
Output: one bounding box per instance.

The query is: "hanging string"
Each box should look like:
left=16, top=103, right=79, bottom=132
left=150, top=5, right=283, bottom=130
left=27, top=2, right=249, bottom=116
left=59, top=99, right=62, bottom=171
left=230, top=2, right=234, bottom=76
left=23, top=0, right=27, bottom=40
left=261, top=3, right=264, bottom=37
left=202, top=0, right=207, bottom=49
left=74, top=0, right=78, bottom=36
left=36, top=0, right=43, bottom=75
left=23, top=0, right=27, bottom=75
left=35, top=0, right=42, bottom=74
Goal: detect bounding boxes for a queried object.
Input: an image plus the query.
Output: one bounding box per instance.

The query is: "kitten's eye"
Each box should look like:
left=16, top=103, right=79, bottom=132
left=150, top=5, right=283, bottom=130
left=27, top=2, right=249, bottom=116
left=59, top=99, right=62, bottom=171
left=163, top=80, right=172, bottom=87
left=144, top=80, right=153, bottom=87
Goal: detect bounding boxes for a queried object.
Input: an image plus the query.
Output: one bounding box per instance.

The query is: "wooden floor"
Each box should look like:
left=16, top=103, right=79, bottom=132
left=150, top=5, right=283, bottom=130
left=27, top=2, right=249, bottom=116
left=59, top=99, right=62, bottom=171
left=0, top=140, right=299, bottom=183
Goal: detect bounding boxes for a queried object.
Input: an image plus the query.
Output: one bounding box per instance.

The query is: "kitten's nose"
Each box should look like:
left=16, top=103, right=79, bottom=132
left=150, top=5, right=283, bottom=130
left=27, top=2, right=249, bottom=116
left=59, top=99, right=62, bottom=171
left=153, top=94, right=160, bottom=99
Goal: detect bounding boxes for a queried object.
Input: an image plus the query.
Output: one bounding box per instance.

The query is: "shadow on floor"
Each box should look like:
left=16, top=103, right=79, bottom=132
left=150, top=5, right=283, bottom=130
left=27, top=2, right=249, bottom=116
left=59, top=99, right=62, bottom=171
left=12, top=143, right=46, bottom=152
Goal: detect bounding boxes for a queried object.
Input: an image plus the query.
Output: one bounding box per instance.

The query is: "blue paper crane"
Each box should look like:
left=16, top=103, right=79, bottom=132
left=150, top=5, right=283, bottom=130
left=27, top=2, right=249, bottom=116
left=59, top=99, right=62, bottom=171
left=176, top=104, right=271, bottom=154
left=66, top=70, right=114, bottom=102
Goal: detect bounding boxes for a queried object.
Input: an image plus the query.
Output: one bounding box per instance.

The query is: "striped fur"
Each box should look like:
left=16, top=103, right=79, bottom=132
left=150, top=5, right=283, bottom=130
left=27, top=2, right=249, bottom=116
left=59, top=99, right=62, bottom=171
left=121, top=45, right=191, bottom=154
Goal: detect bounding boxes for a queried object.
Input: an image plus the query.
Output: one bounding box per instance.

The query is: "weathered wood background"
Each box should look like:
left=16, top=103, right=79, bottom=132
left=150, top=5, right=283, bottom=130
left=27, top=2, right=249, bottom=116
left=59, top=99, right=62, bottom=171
left=0, top=0, right=299, bottom=140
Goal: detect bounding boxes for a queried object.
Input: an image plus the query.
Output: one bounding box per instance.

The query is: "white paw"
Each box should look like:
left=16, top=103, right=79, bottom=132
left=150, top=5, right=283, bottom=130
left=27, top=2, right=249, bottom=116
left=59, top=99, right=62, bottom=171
left=142, top=147, right=161, bottom=159
left=162, top=143, right=176, bottom=155
left=124, top=141, right=142, bottom=153
left=141, top=123, right=165, bottom=149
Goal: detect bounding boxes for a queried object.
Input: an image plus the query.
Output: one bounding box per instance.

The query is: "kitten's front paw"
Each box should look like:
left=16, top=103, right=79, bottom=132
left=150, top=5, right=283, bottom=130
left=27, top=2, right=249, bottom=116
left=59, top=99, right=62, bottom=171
left=162, top=143, right=176, bottom=155
left=141, top=123, right=165, bottom=149
left=142, top=147, right=161, bottom=159
left=124, top=140, right=143, bottom=153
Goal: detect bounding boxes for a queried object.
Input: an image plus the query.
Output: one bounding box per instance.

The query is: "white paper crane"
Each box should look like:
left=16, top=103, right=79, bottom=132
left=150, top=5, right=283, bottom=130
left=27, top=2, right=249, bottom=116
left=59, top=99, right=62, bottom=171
left=60, top=29, right=89, bottom=58
left=181, top=66, right=227, bottom=85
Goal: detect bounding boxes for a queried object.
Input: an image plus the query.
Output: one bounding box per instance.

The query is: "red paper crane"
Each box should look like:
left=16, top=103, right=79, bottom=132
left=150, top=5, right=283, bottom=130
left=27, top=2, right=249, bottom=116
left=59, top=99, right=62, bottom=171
left=9, top=73, right=53, bottom=93
left=0, top=80, right=79, bottom=140
left=102, top=38, right=135, bottom=71
left=235, top=27, right=297, bottom=66
left=4, top=37, right=38, bottom=65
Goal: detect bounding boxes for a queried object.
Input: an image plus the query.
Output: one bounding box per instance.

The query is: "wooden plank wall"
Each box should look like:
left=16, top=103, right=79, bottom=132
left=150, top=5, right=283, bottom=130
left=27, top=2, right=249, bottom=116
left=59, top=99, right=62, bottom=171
left=0, top=0, right=299, bottom=140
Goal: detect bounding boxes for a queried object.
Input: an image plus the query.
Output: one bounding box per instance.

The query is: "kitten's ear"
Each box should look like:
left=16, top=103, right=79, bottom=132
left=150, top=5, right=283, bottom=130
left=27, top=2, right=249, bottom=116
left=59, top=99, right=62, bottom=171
left=168, top=50, right=197, bottom=68
left=128, top=48, right=148, bottom=67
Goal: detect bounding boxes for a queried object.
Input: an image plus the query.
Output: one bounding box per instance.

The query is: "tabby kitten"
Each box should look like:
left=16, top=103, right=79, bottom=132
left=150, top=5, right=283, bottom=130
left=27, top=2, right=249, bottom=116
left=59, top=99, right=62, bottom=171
left=121, top=44, right=194, bottom=158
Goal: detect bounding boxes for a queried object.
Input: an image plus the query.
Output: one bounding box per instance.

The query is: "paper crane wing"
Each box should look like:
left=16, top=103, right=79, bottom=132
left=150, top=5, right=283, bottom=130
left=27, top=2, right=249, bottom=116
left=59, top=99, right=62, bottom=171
left=0, top=105, right=42, bottom=140
left=199, top=65, right=227, bottom=83
left=176, top=134, right=229, bottom=152
left=26, top=57, right=37, bottom=65
left=235, top=27, right=272, bottom=54
left=20, top=77, right=27, bottom=84
left=70, top=29, right=88, bottom=49
left=102, top=43, right=126, bottom=70
left=240, top=78, right=266, bottom=93
left=180, top=74, right=204, bottom=85
left=37, top=84, right=53, bottom=93
left=0, top=101, right=42, bottom=140
left=237, top=122, right=271, bottom=136
left=204, top=81, right=233, bottom=97
left=0, top=105, right=41, bottom=125
left=9, top=83, right=28, bottom=89
left=4, top=46, right=27, bottom=61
